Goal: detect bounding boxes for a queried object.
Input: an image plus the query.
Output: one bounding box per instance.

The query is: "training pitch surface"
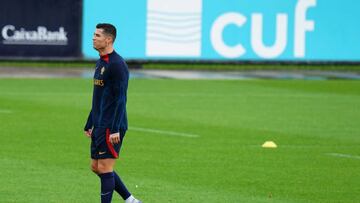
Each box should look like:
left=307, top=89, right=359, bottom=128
left=0, top=77, right=359, bottom=202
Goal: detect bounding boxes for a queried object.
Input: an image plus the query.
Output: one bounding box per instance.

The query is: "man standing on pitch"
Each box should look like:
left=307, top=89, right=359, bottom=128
left=84, top=23, right=141, bottom=203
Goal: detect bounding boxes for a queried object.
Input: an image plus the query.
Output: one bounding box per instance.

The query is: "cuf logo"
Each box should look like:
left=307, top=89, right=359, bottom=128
left=145, top=0, right=316, bottom=59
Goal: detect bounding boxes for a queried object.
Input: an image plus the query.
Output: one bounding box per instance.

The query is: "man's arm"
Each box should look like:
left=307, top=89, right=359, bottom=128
left=109, top=62, right=128, bottom=143
left=84, top=110, right=93, bottom=137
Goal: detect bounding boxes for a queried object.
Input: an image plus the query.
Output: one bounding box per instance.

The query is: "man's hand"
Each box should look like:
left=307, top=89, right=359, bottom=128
left=109, top=132, right=120, bottom=144
left=84, top=129, right=92, bottom=138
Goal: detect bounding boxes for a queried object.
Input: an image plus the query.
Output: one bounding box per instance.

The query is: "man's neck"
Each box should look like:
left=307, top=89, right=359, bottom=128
left=98, top=46, right=114, bottom=56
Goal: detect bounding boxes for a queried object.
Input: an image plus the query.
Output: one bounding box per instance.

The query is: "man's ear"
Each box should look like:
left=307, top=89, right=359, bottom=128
left=106, top=36, right=113, bottom=45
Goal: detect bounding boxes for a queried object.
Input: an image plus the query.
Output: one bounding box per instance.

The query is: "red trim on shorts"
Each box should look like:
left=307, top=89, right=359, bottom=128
left=106, top=128, right=118, bottom=158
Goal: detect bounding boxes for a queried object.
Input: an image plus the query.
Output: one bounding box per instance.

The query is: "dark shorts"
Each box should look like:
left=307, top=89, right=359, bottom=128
left=91, top=128, right=126, bottom=159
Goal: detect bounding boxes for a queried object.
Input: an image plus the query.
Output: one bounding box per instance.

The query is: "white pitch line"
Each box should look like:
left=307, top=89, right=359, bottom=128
left=326, top=153, right=360, bottom=160
left=129, top=126, right=199, bottom=138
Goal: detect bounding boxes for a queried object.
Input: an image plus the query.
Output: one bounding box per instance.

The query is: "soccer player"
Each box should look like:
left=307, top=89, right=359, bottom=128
left=84, top=23, right=141, bottom=203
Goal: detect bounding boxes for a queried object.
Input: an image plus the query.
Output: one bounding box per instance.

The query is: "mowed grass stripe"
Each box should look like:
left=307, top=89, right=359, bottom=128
left=0, top=78, right=359, bottom=202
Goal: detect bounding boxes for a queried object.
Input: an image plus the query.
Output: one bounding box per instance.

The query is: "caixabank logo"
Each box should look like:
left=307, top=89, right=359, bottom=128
left=145, top=0, right=316, bottom=59
left=0, top=0, right=82, bottom=57
left=1, top=25, right=68, bottom=46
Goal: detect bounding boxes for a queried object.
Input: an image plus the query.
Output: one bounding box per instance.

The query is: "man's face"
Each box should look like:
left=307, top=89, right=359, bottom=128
left=93, top=28, right=111, bottom=51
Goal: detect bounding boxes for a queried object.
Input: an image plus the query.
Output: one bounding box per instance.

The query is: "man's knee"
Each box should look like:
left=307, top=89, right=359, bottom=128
left=91, top=166, right=98, bottom=174
left=90, top=161, right=99, bottom=174
left=97, top=159, right=115, bottom=174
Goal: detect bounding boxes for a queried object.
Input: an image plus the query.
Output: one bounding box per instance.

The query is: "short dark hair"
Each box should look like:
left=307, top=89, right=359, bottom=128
left=96, top=23, right=116, bottom=42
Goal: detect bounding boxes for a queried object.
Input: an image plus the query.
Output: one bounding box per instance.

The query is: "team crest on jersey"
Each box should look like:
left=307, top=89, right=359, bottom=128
left=100, top=67, right=105, bottom=75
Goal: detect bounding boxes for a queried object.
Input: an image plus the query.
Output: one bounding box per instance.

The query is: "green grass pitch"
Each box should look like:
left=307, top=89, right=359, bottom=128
left=0, top=78, right=359, bottom=202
